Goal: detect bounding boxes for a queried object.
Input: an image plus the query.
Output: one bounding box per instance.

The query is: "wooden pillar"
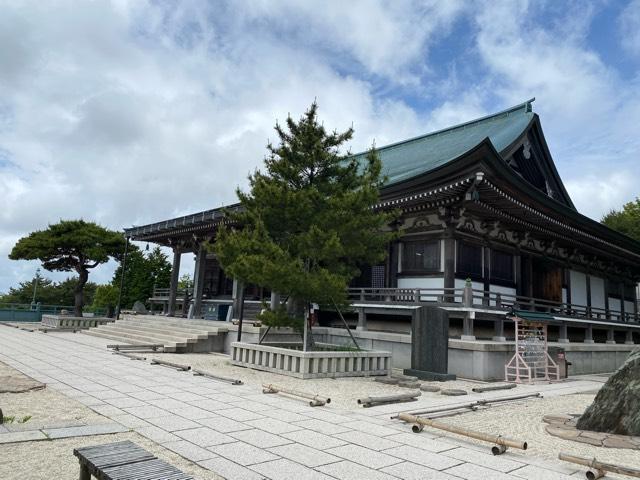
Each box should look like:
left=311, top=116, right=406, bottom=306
left=514, top=252, right=522, bottom=297
left=483, top=246, right=491, bottom=306
left=462, top=311, right=475, bottom=340
left=443, top=234, right=455, bottom=302
left=625, top=330, right=634, bottom=345
left=564, top=268, right=572, bottom=314
left=525, top=255, right=533, bottom=298
left=167, top=247, right=181, bottom=317
left=232, top=278, right=245, bottom=340
left=493, top=318, right=505, bottom=342
left=586, top=274, right=592, bottom=317
left=190, top=244, right=207, bottom=319
left=604, top=278, right=610, bottom=319
left=620, top=283, right=626, bottom=322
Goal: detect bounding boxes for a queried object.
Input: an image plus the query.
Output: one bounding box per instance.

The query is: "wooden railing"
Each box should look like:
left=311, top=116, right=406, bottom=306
left=347, top=287, right=640, bottom=325
left=152, top=287, right=192, bottom=298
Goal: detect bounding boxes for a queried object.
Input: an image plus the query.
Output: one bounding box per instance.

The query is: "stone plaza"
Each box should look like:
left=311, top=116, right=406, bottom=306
left=0, top=327, right=627, bottom=480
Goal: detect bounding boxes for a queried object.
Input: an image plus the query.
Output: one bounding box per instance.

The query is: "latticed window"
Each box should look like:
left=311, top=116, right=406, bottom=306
left=402, top=240, right=440, bottom=272
left=457, top=241, right=482, bottom=277
left=490, top=249, right=514, bottom=283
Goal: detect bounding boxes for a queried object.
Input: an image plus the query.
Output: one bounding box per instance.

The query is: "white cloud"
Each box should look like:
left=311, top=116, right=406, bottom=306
left=620, top=0, right=640, bottom=56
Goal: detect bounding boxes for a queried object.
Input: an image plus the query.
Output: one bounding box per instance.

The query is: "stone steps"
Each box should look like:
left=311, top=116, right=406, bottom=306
left=82, top=316, right=228, bottom=353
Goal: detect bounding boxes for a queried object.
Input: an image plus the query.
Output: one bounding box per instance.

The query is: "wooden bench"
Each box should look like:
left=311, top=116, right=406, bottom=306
left=74, top=440, right=193, bottom=480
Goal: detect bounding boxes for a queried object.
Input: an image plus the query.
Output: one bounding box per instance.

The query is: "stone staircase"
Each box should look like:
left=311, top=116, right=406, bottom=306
left=82, top=315, right=229, bottom=353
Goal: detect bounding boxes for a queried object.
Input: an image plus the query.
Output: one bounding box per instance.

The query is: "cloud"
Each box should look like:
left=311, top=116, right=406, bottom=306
left=620, top=0, right=640, bottom=56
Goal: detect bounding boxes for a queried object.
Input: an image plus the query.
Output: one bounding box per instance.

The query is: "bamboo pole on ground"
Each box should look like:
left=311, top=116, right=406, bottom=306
left=398, top=413, right=527, bottom=454
left=150, top=359, right=190, bottom=371
left=559, top=453, right=640, bottom=479
left=262, top=384, right=330, bottom=407
left=471, top=383, right=517, bottom=393
left=193, top=369, right=243, bottom=385
left=358, top=391, right=421, bottom=408
left=113, top=351, right=146, bottom=361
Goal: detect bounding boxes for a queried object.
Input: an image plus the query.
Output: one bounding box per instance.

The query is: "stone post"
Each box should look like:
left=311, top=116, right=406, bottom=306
left=625, top=330, right=634, bottom=345
left=493, top=319, right=506, bottom=342
left=606, top=329, right=616, bottom=345
left=168, top=247, right=181, bottom=317
left=584, top=324, right=594, bottom=344
left=558, top=324, right=570, bottom=343
left=356, top=308, right=367, bottom=331
left=461, top=311, right=475, bottom=341
left=270, top=291, right=280, bottom=310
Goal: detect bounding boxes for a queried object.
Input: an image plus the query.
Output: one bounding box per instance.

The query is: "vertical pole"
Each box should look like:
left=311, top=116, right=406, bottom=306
left=168, top=247, right=181, bottom=317
left=232, top=279, right=245, bottom=341
left=620, top=283, right=626, bottom=322
left=586, top=274, right=592, bottom=317
left=191, top=243, right=207, bottom=319
left=115, top=237, right=130, bottom=320
left=584, top=324, right=594, bottom=344
left=558, top=324, right=569, bottom=343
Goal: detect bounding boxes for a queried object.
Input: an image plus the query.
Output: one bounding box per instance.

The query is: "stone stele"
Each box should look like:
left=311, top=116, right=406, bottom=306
left=576, top=348, right=640, bottom=436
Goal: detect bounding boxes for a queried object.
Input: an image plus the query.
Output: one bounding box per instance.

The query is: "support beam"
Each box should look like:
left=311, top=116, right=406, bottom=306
left=558, top=324, right=569, bottom=343
left=584, top=324, right=594, bottom=344
left=167, top=247, right=181, bottom=317
left=493, top=319, right=505, bottom=342
left=606, top=329, right=616, bottom=345
left=190, top=243, right=207, bottom=319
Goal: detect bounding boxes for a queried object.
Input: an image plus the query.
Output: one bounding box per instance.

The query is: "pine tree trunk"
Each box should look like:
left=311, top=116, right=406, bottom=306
left=74, top=268, right=89, bottom=317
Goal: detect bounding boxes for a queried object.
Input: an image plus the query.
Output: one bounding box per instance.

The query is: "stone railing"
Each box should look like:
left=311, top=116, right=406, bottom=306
left=41, top=315, right=115, bottom=329
left=230, top=341, right=392, bottom=379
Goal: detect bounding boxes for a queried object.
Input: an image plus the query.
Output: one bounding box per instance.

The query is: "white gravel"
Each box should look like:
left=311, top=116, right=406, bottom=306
left=150, top=351, right=481, bottom=410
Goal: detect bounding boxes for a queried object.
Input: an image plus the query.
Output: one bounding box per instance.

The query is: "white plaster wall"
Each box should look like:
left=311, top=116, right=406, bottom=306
left=570, top=270, right=587, bottom=307
left=398, top=277, right=444, bottom=302
left=590, top=276, right=606, bottom=310
left=454, top=279, right=484, bottom=291
left=562, top=288, right=567, bottom=304
left=488, top=285, right=517, bottom=306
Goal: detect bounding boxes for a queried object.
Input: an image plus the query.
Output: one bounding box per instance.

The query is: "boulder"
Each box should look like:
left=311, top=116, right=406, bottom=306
left=576, top=348, right=640, bottom=436
left=132, top=301, right=148, bottom=314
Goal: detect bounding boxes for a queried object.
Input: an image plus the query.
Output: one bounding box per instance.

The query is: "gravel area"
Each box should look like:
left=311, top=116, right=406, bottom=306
left=150, top=351, right=482, bottom=410
left=0, top=361, right=221, bottom=480
left=439, top=393, right=640, bottom=470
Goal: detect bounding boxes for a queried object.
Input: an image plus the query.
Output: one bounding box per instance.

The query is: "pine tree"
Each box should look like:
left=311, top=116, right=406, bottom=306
left=215, top=102, right=396, bottom=344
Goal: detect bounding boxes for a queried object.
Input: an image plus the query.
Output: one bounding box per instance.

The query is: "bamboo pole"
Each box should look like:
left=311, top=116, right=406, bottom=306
left=398, top=413, right=527, bottom=453
left=390, top=402, right=479, bottom=419
left=150, top=359, right=190, bottom=371
left=113, top=351, right=146, bottom=361
left=358, top=391, right=421, bottom=408
left=107, top=344, right=163, bottom=351
left=559, top=453, right=640, bottom=479
left=193, top=369, right=243, bottom=385
left=262, top=383, right=330, bottom=407
left=471, top=383, right=517, bottom=393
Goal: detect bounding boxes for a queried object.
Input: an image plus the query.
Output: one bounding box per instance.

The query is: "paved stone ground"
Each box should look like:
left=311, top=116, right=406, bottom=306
left=0, top=328, right=610, bottom=480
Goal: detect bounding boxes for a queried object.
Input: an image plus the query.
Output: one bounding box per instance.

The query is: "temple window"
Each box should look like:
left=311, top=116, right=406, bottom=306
left=456, top=241, right=483, bottom=278
left=490, top=249, right=514, bottom=283
left=402, top=240, right=441, bottom=273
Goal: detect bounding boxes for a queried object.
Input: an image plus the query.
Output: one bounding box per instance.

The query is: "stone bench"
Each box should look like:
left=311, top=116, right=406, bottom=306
left=41, top=315, right=115, bottom=329
left=74, top=440, right=193, bottom=480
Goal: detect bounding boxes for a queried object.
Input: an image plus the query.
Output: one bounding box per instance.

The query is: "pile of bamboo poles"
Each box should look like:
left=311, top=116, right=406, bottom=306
left=398, top=413, right=527, bottom=455
left=262, top=384, right=330, bottom=407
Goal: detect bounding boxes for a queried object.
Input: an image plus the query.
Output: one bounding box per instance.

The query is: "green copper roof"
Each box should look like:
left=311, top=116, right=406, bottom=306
left=355, top=100, right=535, bottom=186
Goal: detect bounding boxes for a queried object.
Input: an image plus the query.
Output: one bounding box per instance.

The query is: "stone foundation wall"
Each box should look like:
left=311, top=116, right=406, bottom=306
left=41, top=315, right=115, bottom=329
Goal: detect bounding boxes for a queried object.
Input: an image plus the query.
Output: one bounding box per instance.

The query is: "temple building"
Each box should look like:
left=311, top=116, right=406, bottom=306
left=123, top=99, right=640, bottom=376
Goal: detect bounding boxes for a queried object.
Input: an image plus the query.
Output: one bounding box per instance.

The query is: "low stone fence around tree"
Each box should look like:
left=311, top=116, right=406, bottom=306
left=230, top=341, right=392, bottom=379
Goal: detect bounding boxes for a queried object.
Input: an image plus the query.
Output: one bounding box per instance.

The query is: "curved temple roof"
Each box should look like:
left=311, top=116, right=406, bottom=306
left=353, top=99, right=535, bottom=186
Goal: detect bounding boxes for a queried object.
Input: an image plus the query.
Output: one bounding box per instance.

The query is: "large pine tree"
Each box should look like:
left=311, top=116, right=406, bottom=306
left=215, top=102, right=396, bottom=343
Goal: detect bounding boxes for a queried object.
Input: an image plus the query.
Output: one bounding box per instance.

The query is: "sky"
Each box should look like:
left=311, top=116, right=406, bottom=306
left=1, top=0, right=639, bottom=294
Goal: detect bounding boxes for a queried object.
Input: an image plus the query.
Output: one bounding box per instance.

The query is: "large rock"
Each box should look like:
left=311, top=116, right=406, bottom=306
left=577, top=348, right=640, bottom=435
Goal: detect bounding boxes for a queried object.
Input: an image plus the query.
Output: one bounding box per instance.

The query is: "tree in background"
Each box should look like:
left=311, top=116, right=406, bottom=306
left=9, top=220, right=124, bottom=316
left=215, top=102, right=396, bottom=346
left=91, top=284, right=119, bottom=313
left=602, top=198, right=640, bottom=242
left=0, top=276, right=98, bottom=306
left=111, top=246, right=171, bottom=308
left=178, top=274, right=194, bottom=291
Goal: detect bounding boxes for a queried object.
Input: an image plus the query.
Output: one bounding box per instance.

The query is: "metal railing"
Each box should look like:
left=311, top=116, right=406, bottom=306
left=0, top=303, right=108, bottom=322
left=347, top=287, right=640, bottom=324
left=152, top=288, right=193, bottom=298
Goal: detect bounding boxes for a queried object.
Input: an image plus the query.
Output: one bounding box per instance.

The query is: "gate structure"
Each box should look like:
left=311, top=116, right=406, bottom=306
left=505, top=310, right=559, bottom=383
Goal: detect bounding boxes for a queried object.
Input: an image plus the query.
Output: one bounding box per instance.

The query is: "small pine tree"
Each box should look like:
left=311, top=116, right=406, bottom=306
left=215, top=102, right=396, bottom=344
